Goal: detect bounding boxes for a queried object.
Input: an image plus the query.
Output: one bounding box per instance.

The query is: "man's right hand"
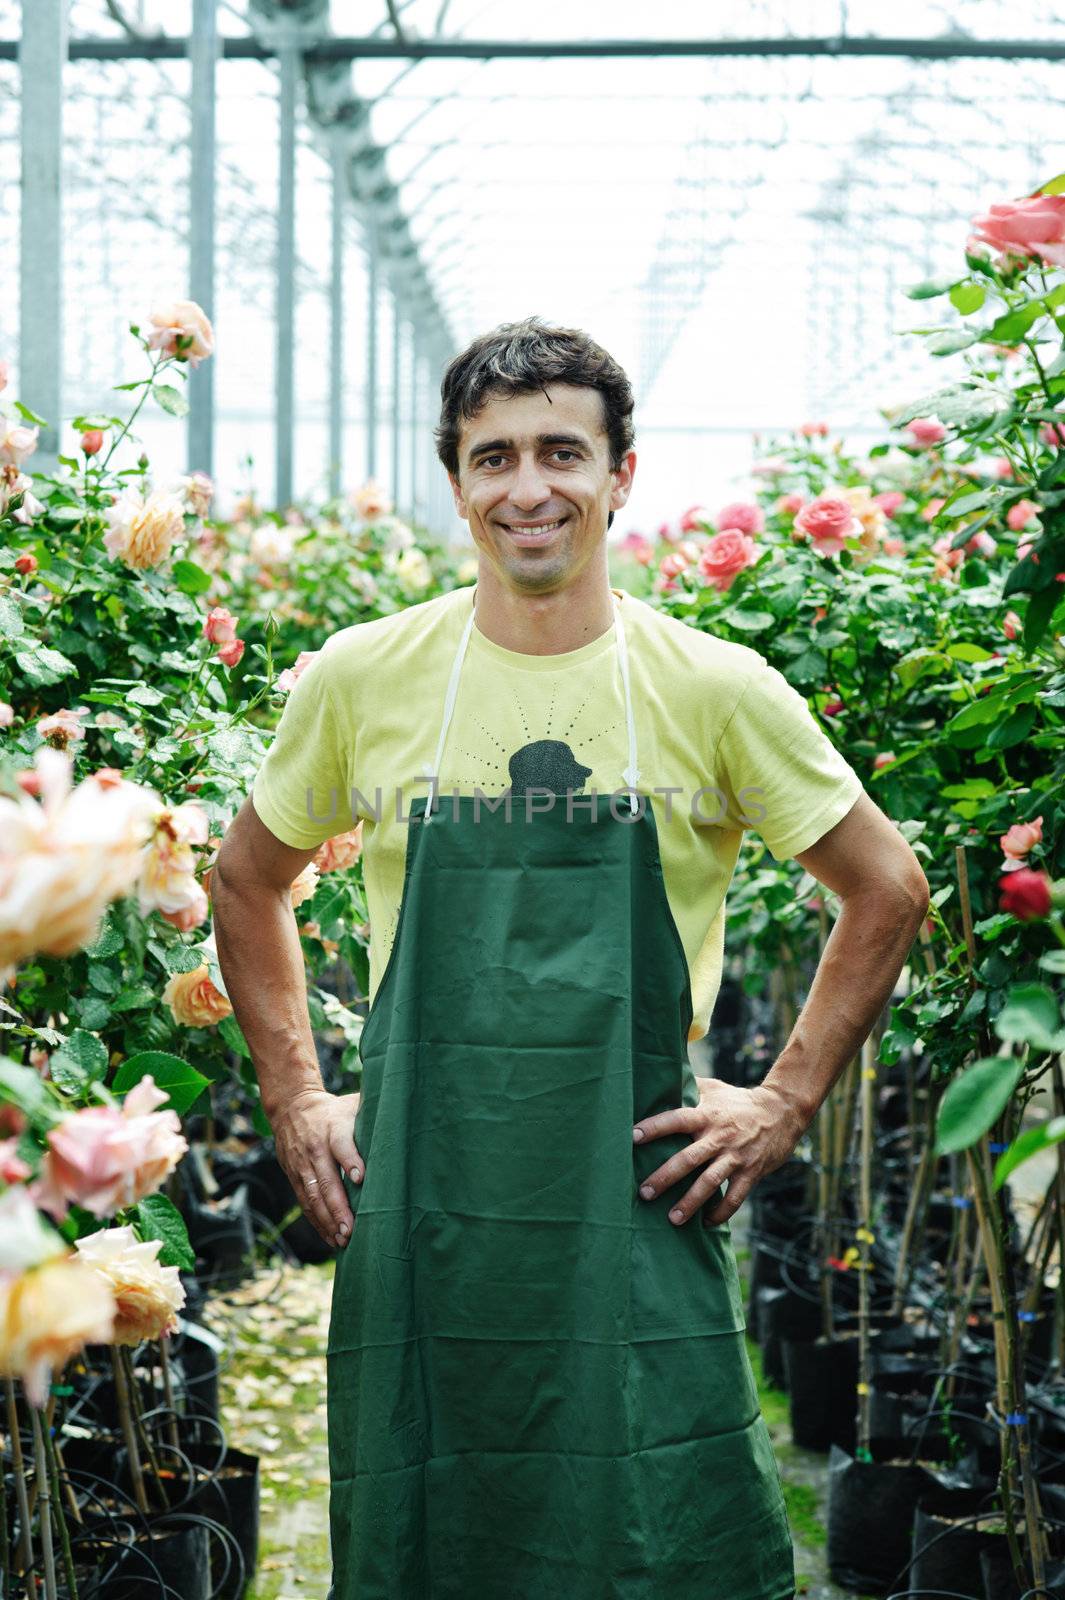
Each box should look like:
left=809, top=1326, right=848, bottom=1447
left=270, top=1087, right=364, bottom=1249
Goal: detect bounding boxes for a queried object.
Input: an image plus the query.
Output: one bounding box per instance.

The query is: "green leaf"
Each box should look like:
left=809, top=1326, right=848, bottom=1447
left=724, top=609, right=775, bottom=632
left=172, top=559, right=213, bottom=596
left=1037, top=172, right=1065, bottom=196
left=935, top=1056, right=1025, bottom=1155
left=218, top=1013, right=252, bottom=1059
left=993, top=1116, right=1065, bottom=1190
left=928, top=330, right=980, bottom=356
left=0, top=596, right=25, bottom=638
left=78, top=997, right=112, bottom=1031
left=134, top=1193, right=196, bottom=1270
left=994, top=983, right=1065, bottom=1053
left=895, top=648, right=949, bottom=689
left=50, top=1029, right=109, bottom=1093
left=110, top=1051, right=211, bottom=1116
left=940, top=780, right=998, bottom=799
left=984, top=302, right=1045, bottom=343
left=14, top=401, right=48, bottom=425
left=904, top=277, right=959, bottom=300
left=165, top=944, right=208, bottom=975
left=154, top=383, right=190, bottom=418
left=112, top=984, right=157, bottom=1013
left=945, top=642, right=995, bottom=663
left=984, top=704, right=1037, bottom=751
left=0, top=1057, right=53, bottom=1121
left=126, top=684, right=164, bottom=708
left=1039, top=950, right=1065, bottom=975
left=950, top=282, right=986, bottom=315
left=85, top=916, right=124, bottom=959
left=13, top=644, right=77, bottom=687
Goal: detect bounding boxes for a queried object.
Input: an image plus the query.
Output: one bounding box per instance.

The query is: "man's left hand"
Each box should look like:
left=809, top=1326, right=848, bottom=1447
left=632, top=1078, right=806, bottom=1227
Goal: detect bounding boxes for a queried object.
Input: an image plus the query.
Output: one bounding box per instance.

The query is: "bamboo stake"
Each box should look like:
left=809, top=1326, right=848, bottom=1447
left=40, top=1413, right=77, bottom=1600
left=856, top=1034, right=876, bottom=1456
left=4, top=1380, right=34, bottom=1587
left=157, top=1335, right=181, bottom=1454
left=29, top=1409, right=56, bottom=1600
left=110, top=1349, right=149, bottom=1514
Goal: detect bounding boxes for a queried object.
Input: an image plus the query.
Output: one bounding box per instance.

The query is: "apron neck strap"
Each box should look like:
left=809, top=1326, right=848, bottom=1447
left=425, top=587, right=640, bottom=821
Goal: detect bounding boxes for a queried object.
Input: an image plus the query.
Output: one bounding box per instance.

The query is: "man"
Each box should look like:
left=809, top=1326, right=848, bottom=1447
left=212, top=316, right=930, bottom=1600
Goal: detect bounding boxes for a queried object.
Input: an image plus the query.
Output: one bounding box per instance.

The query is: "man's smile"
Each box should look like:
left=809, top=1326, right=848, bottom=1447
left=498, top=516, right=570, bottom=546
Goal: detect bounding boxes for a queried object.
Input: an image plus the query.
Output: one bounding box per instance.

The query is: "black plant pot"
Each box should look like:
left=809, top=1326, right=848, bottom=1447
left=909, top=1485, right=1013, bottom=1597
left=183, top=1443, right=261, bottom=1599
left=745, top=1240, right=785, bottom=1343
left=980, top=1545, right=1065, bottom=1600
left=212, top=1144, right=337, bottom=1264
left=184, top=1182, right=256, bottom=1277
left=82, top=1520, right=211, bottom=1600
left=826, top=1435, right=976, bottom=1593
left=170, top=1319, right=226, bottom=1422
left=783, top=1332, right=858, bottom=1454
left=756, top=1284, right=821, bottom=1390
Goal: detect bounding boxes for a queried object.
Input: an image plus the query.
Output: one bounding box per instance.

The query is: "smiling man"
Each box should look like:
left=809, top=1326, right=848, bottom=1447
left=212, top=316, right=930, bottom=1600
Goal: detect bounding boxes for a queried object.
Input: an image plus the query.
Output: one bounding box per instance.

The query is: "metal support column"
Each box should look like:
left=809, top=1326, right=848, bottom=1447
left=275, top=32, right=299, bottom=508
left=391, top=303, right=404, bottom=510
left=187, top=0, right=218, bottom=477
left=408, top=327, right=420, bottom=525
left=18, top=0, right=67, bottom=465
left=365, top=224, right=379, bottom=481
left=327, top=138, right=345, bottom=499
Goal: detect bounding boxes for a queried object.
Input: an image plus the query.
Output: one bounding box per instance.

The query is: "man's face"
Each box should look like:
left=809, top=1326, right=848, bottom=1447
left=447, top=384, right=635, bottom=595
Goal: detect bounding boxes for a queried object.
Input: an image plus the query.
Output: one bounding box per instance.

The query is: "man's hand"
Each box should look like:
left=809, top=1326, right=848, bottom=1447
left=632, top=1078, right=805, bottom=1227
left=270, top=1087, right=364, bottom=1249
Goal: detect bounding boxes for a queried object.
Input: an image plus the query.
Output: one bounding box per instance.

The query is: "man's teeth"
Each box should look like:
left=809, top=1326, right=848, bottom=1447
left=508, top=519, right=564, bottom=533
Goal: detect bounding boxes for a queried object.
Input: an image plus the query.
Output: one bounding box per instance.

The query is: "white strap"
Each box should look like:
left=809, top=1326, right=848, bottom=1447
left=425, top=589, right=640, bottom=821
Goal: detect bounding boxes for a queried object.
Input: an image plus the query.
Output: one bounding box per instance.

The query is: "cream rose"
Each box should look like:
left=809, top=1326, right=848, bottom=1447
left=74, top=1224, right=185, bottom=1345
left=145, top=300, right=215, bottom=367
left=104, top=486, right=186, bottom=570
left=0, top=1253, right=116, bottom=1405
left=350, top=479, right=392, bottom=521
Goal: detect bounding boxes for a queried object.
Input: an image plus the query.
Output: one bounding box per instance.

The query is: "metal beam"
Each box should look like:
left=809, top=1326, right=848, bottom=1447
left=187, top=0, right=217, bottom=477
left=366, top=223, right=379, bottom=481
left=6, top=35, right=1065, bottom=61
left=391, top=300, right=403, bottom=509
left=408, top=329, right=420, bottom=525
left=327, top=137, right=345, bottom=499
left=18, top=0, right=66, bottom=465
left=275, top=33, right=299, bottom=508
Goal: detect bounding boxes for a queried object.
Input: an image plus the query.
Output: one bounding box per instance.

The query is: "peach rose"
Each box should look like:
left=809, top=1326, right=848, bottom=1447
left=315, top=824, right=364, bottom=874
left=74, top=1224, right=185, bottom=1345
left=775, top=493, right=804, bottom=517
left=971, top=195, right=1065, bottom=268
left=799, top=421, right=829, bottom=437
left=716, top=502, right=764, bottom=536
left=290, top=862, right=320, bottom=908
left=162, top=960, right=231, bottom=1027
left=839, top=486, right=886, bottom=557
left=906, top=418, right=946, bottom=447
left=794, top=496, right=862, bottom=555
left=145, top=299, right=215, bottom=367
left=350, top=479, right=392, bottom=521
left=0, top=1253, right=116, bottom=1405
left=104, top=486, right=186, bottom=570
left=0, top=748, right=159, bottom=977
left=0, top=421, right=39, bottom=467
left=1001, top=815, right=1043, bottom=861
left=80, top=428, right=104, bottom=456
left=697, top=529, right=758, bottom=592
left=882, top=536, right=905, bottom=556
left=160, top=882, right=208, bottom=932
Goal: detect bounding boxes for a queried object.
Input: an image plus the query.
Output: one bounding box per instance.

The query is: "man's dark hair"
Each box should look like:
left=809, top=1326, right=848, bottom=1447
left=434, top=316, right=635, bottom=531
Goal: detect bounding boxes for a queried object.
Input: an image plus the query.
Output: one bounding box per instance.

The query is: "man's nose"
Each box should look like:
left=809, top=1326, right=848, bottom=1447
left=509, top=454, right=552, bottom=508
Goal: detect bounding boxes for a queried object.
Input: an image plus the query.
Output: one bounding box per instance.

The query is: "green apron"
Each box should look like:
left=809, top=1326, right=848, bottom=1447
left=326, top=591, right=795, bottom=1599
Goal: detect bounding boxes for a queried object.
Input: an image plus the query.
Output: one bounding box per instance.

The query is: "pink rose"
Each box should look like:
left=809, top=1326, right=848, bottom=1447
left=217, top=638, right=245, bottom=669
left=616, top=530, right=653, bottom=566
left=32, top=1074, right=189, bottom=1222
left=80, top=429, right=104, bottom=456
left=883, top=536, right=905, bottom=556
left=751, top=457, right=788, bottom=477
left=0, top=703, right=13, bottom=729
left=0, top=359, right=7, bottom=392
left=823, top=698, right=844, bottom=717
left=0, top=421, right=39, bottom=467
left=971, top=195, right=1065, bottom=268
left=1002, top=610, right=1022, bottom=640
left=277, top=649, right=320, bottom=693
left=1041, top=421, right=1065, bottom=449
left=659, top=551, right=689, bottom=579
left=873, top=491, right=905, bottom=518
left=921, top=499, right=945, bottom=523
left=1007, top=500, right=1039, bottom=531
left=873, top=752, right=896, bottom=770
left=966, top=530, right=998, bottom=558
left=0, top=1139, right=31, bottom=1183
left=14, top=552, right=37, bottom=576
left=182, top=471, right=214, bottom=517
left=145, top=299, right=214, bottom=366
left=775, top=493, right=804, bottom=517
left=906, top=418, right=947, bottom=448
left=697, top=529, right=758, bottom=591
left=678, top=504, right=712, bottom=535
left=992, top=458, right=1014, bottom=479
left=793, top=497, right=862, bottom=555
left=716, top=501, right=764, bottom=536
left=1001, top=815, right=1043, bottom=861
left=932, top=535, right=964, bottom=574
left=998, top=867, right=1052, bottom=921
left=37, top=707, right=89, bottom=747
left=203, top=605, right=238, bottom=645
left=799, top=422, right=829, bottom=437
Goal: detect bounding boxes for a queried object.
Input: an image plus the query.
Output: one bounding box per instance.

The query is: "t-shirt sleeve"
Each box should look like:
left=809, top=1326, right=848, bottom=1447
left=251, top=648, right=356, bottom=849
left=710, top=654, right=864, bottom=861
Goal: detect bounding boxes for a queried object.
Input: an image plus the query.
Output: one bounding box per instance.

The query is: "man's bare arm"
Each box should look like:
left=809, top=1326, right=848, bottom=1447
left=210, top=796, right=362, bottom=1249
left=757, top=789, right=931, bottom=1132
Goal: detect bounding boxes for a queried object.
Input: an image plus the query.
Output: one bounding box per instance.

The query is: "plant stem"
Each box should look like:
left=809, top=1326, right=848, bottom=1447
left=4, top=1380, right=34, bottom=1586
left=41, top=1413, right=77, bottom=1600
left=29, top=1409, right=56, bottom=1600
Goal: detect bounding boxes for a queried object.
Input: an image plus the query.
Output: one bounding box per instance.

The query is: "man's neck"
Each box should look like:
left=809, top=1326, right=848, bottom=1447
left=472, top=566, right=616, bottom=657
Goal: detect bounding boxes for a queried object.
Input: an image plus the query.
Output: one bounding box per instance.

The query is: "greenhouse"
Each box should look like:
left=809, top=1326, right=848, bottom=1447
left=1, top=3, right=1065, bottom=1598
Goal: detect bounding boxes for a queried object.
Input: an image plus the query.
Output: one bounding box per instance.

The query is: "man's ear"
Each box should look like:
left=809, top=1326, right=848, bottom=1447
left=609, top=448, right=637, bottom=512
left=448, top=471, right=468, bottom=519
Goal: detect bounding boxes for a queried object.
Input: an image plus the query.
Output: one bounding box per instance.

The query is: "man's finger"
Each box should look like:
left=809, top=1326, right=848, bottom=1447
left=310, top=1148, right=355, bottom=1244
left=329, top=1119, right=365, bottom=1185
left=656, top=1158, right=735, bottom=1225
left=699, top=1172, right=755, bottom=1228
left=632, top=1104, right=702, bottom=1144
left=636, top=1132, right=724, bottom=1201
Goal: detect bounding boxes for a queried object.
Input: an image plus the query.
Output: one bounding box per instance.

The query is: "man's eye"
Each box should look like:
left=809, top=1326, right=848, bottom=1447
left=554, top=450, right=577, bottom=462
left=483, top=455, right=504, bottom=468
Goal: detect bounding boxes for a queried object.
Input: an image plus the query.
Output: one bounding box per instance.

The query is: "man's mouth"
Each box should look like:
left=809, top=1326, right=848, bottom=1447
left=499, top=517, right=568, bottom=545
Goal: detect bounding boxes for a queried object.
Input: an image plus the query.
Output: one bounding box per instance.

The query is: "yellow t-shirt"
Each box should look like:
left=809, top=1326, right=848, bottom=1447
left=251, top=584, right=864, bottom=1042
